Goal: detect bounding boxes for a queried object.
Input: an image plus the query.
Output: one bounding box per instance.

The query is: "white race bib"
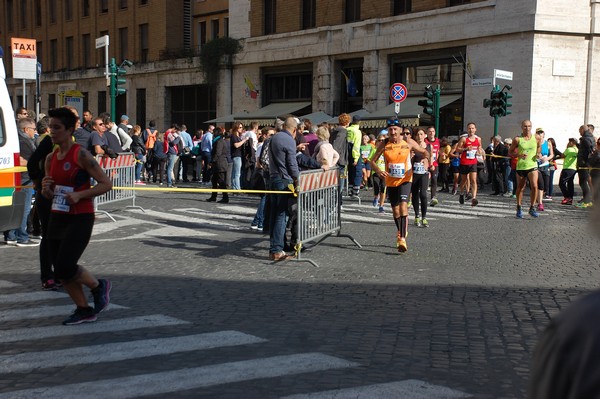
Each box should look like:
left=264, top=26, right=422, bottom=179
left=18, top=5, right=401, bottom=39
left=431, top=149, right=438, bottom=162
left=413, top=162, right=427, bottom=175
left=466, top=149, right=477, bottom=160
left=388, top=163, right=405, bottom=178
left=52, top=185, right=74, bottom=212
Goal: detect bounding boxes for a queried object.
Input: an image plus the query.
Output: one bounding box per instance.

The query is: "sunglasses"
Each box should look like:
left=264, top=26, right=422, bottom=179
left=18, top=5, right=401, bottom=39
left=386, top=118, right=400, bottom=127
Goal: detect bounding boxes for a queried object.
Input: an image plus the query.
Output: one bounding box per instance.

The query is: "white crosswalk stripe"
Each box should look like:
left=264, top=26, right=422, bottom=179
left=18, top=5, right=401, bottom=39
left=0, top=303, right=128, bottom=322
left=0, top=314, right=190, bottom=344
left=0, top=280, right=470, bottom=398
left=0, top=354, right=358, bottom=399
left=0, top=280, right=20, bottom=288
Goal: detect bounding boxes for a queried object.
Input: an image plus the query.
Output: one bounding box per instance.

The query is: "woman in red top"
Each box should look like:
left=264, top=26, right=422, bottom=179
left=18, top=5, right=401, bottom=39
left=42, top=108, right=113, bottom=325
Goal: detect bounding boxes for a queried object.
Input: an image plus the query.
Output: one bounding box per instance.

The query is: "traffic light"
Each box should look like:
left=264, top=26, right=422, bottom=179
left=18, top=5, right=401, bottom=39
left=114, top=66, right=127, bottom=96
left=418, top=87, right=435, bottom=116
left=502, top=90, right=512, bottom=116
left=483, top=86, right=504, bottom=117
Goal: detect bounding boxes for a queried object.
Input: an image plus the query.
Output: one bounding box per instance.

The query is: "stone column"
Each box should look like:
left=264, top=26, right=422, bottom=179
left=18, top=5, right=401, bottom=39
left=316, top=57, right=333, bottom=115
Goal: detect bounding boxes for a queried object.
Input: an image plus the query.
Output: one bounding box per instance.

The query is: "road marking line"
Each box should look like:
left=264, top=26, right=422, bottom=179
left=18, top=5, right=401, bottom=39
left=0, top=281, right=20, bottom=288
left=0, top=291, right=69, bottom=304
left=0, top=314, right=190, bottom=344
left=0, top=303, right=128, bottom=323
left=126, top=208, right=243, bottom=229
left=280, top=379, right=471, bottom=398
left=0, top=353, right=358, bottom=399
left=0, top=331, right=268, bottom=373
left=93, top=217, right=159, bottom=236
left=91, top=225, right=216, bottom=243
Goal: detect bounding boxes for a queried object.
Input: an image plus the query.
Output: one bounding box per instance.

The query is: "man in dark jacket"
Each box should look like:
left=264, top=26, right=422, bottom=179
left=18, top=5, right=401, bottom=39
left=206, top=127, right=229, bottom=204
left=491, top=135, right=509, bottom=195
left=329, top=113, right=350, bottom=203
left=576, top=124, right=595, bottom=207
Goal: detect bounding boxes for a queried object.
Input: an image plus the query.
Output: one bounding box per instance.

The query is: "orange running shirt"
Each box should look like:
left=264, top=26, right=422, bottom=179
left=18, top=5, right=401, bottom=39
left=383, top=142, right=413, bottom=187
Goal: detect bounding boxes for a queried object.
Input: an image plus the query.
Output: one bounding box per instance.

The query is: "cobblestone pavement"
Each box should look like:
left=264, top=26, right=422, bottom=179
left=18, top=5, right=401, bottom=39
left=1, top=184, right=599, bottom=398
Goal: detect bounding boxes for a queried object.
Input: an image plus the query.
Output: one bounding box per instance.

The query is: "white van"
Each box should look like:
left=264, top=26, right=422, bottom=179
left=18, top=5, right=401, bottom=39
left=0, top=46, right=26, bottom=232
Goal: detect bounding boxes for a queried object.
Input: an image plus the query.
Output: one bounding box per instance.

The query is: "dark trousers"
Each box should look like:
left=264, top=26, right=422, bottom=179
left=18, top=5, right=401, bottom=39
left=153, top=158, right=167, bottom=183
left=201, top=151, right=212, bottom=182
left=559, top=169, right=576, bottom=199
left=209, top=170, right=228, bottom=201
left=438, top=163, right=449, bottom=190
left=578, top=169, right=591, bottom=202
left=492, top=162, right=507, bottom=193
left=35, top=193, right=54, bottom=282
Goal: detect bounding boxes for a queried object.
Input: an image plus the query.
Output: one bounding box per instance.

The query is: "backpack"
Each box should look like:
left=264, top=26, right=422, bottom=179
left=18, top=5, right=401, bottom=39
left=145, top=129, right=157, bottom=150
left=259, top=138, right=271, bottom=173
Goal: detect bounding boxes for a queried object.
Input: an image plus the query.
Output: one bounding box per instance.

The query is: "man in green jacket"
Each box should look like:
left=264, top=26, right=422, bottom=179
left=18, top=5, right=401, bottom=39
left=346, top=115, right=362, bottom=197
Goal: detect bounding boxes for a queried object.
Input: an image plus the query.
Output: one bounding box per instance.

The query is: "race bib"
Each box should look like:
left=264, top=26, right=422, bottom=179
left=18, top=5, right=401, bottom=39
left=388, top=163, right=405, bottom=178
left=413, top=162, right=427, bottom=174
left=431, top=149, right=438, bottom=162
left=466, top=150, right=477, bottom=160
left=52, top=185, right=74, bottom=212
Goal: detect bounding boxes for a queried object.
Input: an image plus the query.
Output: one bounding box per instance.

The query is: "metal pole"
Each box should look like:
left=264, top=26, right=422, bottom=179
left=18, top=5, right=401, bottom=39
left=109, top=57, right=116, bottom=119
left=22, top=79, right=26, bottom=109
left=494, top=115, right=499, bottom=137
left=434, top=85, right=440, bottom=136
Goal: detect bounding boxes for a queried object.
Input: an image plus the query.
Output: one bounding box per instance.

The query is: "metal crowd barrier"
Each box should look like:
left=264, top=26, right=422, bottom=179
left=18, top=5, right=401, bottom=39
left=293, top=168, right=361, bottom=267
left=94, top=153, right=144, bottom=221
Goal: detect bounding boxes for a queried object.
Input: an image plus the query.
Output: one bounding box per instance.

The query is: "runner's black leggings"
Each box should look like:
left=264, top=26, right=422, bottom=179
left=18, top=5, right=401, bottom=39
left=47, top=214, right=94, bottom=281
left=411, top=173, right=429, bottom=218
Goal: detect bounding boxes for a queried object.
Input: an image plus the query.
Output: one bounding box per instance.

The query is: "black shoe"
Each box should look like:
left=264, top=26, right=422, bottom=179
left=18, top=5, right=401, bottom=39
left=92, top=279, right=111, bottom=314
left=62, top=307, right=97, bottom=325
left=217, top=198, right=229, bottom=203
left=206, top=197, right=216, bottom=202
left=490, top=192, right=500, bottom=196
left=459, top=194, right=465, bottom=205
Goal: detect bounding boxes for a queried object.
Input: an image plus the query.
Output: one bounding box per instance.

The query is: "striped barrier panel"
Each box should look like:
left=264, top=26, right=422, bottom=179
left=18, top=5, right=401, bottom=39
left=294, top=168, right=360, bottom=267
left=94, top=153, right=144, bottom=221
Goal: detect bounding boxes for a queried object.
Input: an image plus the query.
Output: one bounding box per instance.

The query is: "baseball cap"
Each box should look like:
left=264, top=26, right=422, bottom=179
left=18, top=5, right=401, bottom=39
left=121, top=114, right=129, bottom=121
left=352, top=115, right=361, bottom=123
left=535, top=127, right=544, bottom=133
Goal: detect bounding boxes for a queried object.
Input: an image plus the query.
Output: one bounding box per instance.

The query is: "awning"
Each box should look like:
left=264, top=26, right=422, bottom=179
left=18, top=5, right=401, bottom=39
left=298, top=111, right=333, bottom=125
left=361, top=95, right=462, bottom=129
left=236, top=101, right=312, bottom=126
left=205, top=111, right=248, bottom=124
left=326, top=109, right=372, bottom=124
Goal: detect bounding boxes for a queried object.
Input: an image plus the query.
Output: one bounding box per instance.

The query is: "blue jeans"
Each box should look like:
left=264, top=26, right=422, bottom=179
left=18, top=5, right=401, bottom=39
left=166, top=153, right=177, bottom=186
left=135, top=154, right=144, bottom=181
left=268, top=177, right=291, bottom=253
left=252, top=195, right=266, bottom=227
left=232, top=156, right=242, bottom=190
left=5, top=182, right=33, bottom=243
left=505, top=164, right=513, bottom=194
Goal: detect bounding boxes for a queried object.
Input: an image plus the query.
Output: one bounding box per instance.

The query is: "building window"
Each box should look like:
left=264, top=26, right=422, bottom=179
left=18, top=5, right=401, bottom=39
left=50, top=39, right=57, bottom=72
left=35, top=0, right=42, bottom=26
left=140, top=0, right=148, bottom=4
left=119, top=27, right=129, bottom=61
left=98, top=91, right=107, bottom=114
left=448, top=0, right=470, bottom=5
left=48, top=94, right=56, bottom=109
left=211, top=19, right=219, bottom=40
left=82, top=0, right=89, bottom=17
left=264, top=68, right=312, bottom=103
left=65, top=0, right=73, bottom=20
left=393, top=0, right=411, bottom=15
left=20, top=0, right=27, bottom=29
left=224, top=17, right=229, bottom=37
left=264, top=0, right=276, bottom=35
left=7, top=0, right=14, bottom=31
left=65, top=37, right=74, bottom=70
left=100, top=0, right=108, bottom=13
left=36, top=41, right=43, bottom=70
left=199, top=21, right=207, bottom=48
left=49, top=0, right=56, bottom=23
left=139, top=24, right=149, bottom=62
left=119, top=0, right=128, bottom=9
left=136, top=89, right=146, bottom=129
left=345, top=0, right=360, bottom=23
left=302, top=0, right=316, bottom=29
left=82, top=34, right=91, bottom=68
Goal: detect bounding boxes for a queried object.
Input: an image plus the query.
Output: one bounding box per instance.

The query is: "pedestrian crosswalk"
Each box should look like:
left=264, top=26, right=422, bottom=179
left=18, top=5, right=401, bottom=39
left=0, top=279, right=472, bottom=398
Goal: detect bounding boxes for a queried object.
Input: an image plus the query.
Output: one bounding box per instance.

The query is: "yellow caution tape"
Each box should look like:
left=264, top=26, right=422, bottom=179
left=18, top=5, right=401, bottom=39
left=112, top=186, right=296, bottom=195
left=0, top=166, right=27, bottom=173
